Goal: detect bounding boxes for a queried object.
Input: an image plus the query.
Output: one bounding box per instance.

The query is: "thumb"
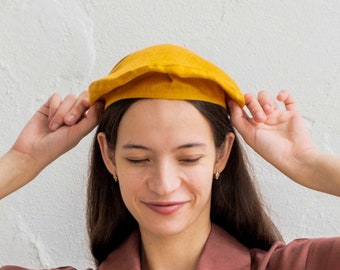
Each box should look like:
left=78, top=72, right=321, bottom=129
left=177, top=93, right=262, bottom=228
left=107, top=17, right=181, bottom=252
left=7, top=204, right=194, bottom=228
left=73, top=102, right=104, bottom=137
left=228, top=99, right=255, bottom=142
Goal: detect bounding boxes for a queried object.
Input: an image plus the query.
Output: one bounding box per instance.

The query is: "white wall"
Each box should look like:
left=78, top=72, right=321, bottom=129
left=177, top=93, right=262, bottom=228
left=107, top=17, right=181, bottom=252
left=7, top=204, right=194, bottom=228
left=1, top=0, right=339, bottom=268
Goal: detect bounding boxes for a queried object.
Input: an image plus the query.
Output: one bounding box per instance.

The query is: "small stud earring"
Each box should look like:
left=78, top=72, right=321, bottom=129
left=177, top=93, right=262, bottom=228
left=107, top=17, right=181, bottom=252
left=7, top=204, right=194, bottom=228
left=113, top=174, right=118, bottom=182
left=214, top=171, right=220, bottom=180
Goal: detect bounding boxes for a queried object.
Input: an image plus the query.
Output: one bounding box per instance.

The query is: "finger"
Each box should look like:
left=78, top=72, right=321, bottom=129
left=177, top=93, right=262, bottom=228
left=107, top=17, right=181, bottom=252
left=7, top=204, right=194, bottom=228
left=81, top=96, right=90, bottom=108
left=277, top=90, right=297, bottom=111
left=257, top=90, right=279, bottom=115
left=37, top=93, right=61, bottom=120
left=69, top=101, right=104, bottom=139
left=49, top=93, right=63, bottom=120
left=228, top=98, right=256, bottom=137
left=228, top=98, right=246, bottom=122
left=49, top=94, right=77, bottom=131
left=64, top=90, right=90, bottom=125
left=244, top=93, right=266, bottom=122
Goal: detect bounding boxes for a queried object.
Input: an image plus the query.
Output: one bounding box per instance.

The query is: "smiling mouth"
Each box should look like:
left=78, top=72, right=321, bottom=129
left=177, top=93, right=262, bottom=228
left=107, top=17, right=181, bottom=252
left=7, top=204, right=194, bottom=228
left=143, top=201, right=187, bottom=215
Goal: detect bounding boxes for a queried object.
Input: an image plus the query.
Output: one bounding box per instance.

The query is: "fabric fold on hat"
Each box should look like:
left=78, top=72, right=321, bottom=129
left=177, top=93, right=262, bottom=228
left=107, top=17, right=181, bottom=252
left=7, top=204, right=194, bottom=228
left=89, top=44, right=245, bottom=109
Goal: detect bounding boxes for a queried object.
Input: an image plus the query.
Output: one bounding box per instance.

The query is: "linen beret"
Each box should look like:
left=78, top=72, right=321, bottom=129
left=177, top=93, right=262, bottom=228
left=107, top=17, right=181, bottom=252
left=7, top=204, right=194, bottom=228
left=89, top=44, right=244, bottom=109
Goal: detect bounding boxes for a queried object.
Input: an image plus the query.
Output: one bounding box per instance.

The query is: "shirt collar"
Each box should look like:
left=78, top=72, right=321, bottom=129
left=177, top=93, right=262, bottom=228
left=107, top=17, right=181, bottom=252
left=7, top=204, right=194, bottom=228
left=99, top=224, right=251, bottom=270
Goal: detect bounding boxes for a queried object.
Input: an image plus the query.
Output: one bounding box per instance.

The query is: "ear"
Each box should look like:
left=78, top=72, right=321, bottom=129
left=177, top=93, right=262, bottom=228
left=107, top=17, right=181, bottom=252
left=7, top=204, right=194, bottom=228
left=97, top=132, right=117, bottom=176
left=214, top=132, right=235, bottom=173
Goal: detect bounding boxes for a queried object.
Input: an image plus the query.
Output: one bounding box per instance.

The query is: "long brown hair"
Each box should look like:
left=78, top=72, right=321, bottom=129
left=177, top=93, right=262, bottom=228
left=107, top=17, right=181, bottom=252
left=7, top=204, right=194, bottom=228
left=87, top=99, right=282, bottom=265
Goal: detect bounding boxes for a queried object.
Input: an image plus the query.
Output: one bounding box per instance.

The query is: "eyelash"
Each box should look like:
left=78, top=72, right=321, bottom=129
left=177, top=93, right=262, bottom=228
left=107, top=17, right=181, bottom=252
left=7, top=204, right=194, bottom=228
left=126, top=157, right=202, bottom=165
left=179, top=157, right=201, bottom=165
left=127, top=159, right=149, bottom=165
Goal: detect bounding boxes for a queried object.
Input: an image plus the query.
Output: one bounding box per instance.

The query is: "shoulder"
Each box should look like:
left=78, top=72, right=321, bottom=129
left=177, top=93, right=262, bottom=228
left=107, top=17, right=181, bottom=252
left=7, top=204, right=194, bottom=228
left=251, top=237, right=340, bottom=270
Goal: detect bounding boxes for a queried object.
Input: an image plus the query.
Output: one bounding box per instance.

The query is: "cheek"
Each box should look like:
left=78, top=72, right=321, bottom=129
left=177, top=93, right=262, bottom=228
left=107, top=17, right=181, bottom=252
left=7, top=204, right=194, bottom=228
left=185, top=167, right=214, bottom=195
left=116, top=168, right=146, bottom=208
left=118, top=181, right=141, bottom=219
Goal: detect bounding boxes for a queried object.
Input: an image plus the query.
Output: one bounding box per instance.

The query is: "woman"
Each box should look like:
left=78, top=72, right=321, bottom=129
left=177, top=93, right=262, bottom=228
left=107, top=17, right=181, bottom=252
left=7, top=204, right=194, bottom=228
left=2, top=44, right=339, bottom=269
left=85, top=44, right=339, bottom=269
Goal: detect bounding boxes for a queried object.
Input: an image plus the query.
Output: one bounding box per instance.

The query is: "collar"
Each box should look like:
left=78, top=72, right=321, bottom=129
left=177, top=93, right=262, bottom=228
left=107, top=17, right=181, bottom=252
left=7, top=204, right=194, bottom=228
left=99, top=224, right=251, bottom=270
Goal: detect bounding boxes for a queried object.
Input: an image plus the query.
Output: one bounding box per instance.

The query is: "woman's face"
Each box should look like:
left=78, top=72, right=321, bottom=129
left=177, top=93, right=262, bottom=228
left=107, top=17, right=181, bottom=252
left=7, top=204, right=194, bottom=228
left=98, top=99, right=233, bottom=237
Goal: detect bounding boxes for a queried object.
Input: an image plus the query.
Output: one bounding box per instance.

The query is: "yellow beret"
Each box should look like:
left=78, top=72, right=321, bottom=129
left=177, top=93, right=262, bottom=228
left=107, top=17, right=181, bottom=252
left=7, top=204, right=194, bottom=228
left=88, top=44, right=244, bottom=109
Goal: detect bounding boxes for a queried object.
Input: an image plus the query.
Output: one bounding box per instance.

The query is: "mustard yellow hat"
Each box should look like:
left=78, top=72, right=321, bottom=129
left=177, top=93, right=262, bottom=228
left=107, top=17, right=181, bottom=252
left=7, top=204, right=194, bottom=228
left=89, top=44, right=244, bottom=109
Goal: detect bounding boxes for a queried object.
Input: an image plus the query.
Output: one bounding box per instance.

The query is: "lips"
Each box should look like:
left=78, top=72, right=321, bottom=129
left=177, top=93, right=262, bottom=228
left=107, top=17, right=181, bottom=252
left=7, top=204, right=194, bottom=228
left=143, top=201, right=187, bottom=215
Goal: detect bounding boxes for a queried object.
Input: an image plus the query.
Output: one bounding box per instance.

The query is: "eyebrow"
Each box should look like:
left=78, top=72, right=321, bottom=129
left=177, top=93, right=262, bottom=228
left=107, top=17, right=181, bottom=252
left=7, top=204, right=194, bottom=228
left=122, top=143, right=207, bottom=151
left=176, top=143, right=207, bottom=150
left=122, top=144, right=150, bottom=150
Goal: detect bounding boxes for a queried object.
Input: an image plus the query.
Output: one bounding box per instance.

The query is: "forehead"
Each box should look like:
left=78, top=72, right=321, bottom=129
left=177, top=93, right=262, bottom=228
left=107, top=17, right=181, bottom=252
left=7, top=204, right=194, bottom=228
left=116, top=99, right=214, bottom=147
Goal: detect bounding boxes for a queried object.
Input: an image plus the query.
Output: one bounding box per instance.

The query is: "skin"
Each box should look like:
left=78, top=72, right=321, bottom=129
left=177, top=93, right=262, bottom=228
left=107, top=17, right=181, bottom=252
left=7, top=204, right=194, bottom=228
left=228, top=90, right=340, bottom=196
left=98, top=99, right=234, bottom=270
left=0, top=91, right=103, bottom=199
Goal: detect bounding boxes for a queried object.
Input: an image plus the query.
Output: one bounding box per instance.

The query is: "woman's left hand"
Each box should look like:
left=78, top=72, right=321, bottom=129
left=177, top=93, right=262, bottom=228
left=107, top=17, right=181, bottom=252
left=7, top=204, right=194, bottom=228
left=228, top=90, right=316, bottom=181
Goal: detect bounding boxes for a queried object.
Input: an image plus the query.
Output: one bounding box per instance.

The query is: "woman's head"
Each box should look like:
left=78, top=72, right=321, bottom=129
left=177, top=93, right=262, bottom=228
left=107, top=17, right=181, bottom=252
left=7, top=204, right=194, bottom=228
left=86, top=44, right=282, bottom=264
left=87, top=98, right=282, bottom=265
left=97, top=99, right=234, bottom=238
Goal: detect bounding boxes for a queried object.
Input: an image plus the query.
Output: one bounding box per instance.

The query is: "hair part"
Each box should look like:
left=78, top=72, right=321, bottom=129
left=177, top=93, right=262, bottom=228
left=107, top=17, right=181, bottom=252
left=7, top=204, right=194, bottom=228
left=87, top=99, right=282, bottom=265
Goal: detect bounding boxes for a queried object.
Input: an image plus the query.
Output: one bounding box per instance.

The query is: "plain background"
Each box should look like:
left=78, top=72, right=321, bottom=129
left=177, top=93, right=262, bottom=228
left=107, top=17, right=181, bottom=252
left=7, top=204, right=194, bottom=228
left=0, top=0, right=339, bottom=268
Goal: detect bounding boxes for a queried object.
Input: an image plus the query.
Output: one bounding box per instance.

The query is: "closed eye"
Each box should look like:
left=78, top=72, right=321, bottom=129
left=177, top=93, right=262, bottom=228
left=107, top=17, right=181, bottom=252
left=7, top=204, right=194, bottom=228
left=127, top=158, right=150, bottom=165
left=179, top=157, right=202, bottom=165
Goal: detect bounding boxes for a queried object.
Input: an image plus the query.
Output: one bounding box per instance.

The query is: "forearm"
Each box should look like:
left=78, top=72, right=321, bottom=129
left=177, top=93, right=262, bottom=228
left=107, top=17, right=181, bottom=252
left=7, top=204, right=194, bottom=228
left=0, top=149, right=42, bottom=199
left=285, top=150, right=340, bottom=197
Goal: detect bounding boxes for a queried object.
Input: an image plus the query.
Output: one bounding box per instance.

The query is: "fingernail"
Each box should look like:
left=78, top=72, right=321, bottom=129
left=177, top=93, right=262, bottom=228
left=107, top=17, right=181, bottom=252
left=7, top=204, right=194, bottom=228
left=50, top=123, right=59, bottom=131
left=65, top=114, right=75, bottom=123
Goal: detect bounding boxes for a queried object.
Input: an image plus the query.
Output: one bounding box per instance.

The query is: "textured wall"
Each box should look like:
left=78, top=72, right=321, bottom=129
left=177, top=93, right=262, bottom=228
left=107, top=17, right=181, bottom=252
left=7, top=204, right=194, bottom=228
left=0, top=0, right=339, bottom=268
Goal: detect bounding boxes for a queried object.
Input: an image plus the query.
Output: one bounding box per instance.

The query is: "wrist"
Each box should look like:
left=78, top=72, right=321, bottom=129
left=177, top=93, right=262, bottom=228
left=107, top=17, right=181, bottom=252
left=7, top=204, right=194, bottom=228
left=8, top=148, right=43, bottom=174
left=289, top=148, right=339, bottom=195
left=0, top=149, right=43, bottom=199
left=280, top=147, right=320, bottom=187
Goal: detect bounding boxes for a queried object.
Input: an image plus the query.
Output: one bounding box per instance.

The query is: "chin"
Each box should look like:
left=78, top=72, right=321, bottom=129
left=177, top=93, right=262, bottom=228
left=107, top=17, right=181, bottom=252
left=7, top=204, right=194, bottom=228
left=139, top=219, right=191, bottom=237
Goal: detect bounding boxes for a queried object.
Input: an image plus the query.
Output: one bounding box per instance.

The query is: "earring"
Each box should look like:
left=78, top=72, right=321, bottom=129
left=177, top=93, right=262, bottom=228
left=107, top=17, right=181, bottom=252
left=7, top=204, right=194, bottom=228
left=214, top=171, right=220, bottom=180
left=113, top=173, right=118, bottom=182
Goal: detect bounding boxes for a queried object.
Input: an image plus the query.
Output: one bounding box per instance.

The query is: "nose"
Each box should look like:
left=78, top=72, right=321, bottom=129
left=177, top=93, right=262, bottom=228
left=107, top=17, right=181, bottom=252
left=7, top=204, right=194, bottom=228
left=147, top=159, right=181, bottom=196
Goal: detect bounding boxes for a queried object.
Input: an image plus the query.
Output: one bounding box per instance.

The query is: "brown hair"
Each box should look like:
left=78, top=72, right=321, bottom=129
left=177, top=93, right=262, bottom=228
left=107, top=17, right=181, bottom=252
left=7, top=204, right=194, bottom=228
left=87, top=99, right=283, bottom=265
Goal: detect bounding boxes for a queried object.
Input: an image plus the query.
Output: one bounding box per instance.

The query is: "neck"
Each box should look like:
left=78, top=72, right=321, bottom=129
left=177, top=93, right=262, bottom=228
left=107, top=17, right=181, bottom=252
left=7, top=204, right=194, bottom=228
left=140, top=221, right=211, bottom=270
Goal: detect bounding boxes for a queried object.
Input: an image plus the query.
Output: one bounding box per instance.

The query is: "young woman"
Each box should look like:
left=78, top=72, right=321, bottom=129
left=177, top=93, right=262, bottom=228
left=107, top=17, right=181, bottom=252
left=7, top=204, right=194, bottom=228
left=85, top=44, right=339, bottom=269
left=1, top=44, right=339, bottom=269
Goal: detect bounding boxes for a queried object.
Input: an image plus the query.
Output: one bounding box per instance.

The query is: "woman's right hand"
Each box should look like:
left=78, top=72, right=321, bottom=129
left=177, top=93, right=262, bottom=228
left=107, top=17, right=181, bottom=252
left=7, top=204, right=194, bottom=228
left=11, top=90, right=103, bottom=169
left=0, top=91, right=104, bottom=199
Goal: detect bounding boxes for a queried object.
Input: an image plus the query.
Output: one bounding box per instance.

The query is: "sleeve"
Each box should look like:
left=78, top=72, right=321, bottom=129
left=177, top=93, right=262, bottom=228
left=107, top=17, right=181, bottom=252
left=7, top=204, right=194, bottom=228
left=250, top=237, right=340, bottom=270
